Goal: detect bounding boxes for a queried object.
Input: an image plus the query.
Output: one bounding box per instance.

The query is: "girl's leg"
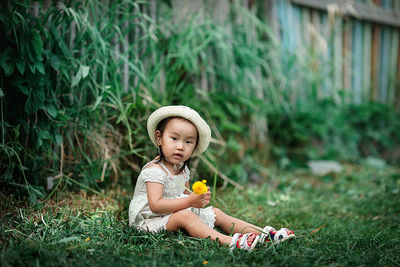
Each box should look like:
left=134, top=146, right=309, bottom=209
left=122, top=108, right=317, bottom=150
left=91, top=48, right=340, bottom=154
left=167, top=209, right=259, bottom=246
left=166, top=209, right=232, bottom=245
left=213, top=207, right=263, bottom=235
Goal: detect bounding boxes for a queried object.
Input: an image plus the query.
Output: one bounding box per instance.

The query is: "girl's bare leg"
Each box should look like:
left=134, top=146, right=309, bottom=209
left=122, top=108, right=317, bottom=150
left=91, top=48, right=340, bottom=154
left=166, top=209, right=260, bottom=246
left=166, top=210, right=232, bottom=245
left=213, top=207, right=263, bottom=235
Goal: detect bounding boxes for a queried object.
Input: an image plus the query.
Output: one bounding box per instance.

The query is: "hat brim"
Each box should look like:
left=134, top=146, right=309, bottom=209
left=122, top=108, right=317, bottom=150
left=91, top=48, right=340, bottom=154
left=147, top=106, right=211, bottom=157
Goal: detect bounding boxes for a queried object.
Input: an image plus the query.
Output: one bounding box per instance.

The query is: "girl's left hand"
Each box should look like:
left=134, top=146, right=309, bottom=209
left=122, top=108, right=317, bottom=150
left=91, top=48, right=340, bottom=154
left=203, top=186, right=211, bottom=203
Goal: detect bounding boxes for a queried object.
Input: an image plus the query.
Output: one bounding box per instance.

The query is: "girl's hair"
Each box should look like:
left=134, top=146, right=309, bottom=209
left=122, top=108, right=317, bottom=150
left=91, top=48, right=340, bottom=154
left=156, top=116, right=199, bottom=173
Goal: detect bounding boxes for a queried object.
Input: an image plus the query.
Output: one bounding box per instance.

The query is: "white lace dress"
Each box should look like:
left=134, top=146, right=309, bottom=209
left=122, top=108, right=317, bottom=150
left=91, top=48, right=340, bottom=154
left=129, top=161, right=216, bottom=232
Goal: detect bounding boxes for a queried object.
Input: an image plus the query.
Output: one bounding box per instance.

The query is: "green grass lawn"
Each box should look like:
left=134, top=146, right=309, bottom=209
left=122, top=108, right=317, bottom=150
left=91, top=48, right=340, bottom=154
left=1, top=161, right=399, bottom=266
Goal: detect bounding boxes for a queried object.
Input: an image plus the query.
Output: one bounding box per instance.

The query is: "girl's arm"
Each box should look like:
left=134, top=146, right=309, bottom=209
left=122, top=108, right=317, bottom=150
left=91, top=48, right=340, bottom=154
left=183, top=181, right=191, bottom=195
left=146, top=182, right=210, bottom=214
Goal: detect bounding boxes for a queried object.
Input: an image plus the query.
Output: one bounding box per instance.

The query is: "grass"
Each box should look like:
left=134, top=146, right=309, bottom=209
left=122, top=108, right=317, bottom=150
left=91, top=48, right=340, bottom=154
left=1, top=160, right=399, bottom=266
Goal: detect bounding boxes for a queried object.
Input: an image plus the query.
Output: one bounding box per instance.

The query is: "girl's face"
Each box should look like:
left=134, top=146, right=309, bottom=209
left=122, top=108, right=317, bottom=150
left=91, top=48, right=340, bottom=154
left=156, top=118, right=198, bottom=165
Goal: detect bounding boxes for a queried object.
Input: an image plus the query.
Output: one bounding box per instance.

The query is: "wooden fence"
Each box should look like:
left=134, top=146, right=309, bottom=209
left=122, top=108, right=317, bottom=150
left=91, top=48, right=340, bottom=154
left=29, top=0, right=400, bottom=109
left=174, top=0, right=400, bottom=108
left=263, top=0, right=400, bottom=108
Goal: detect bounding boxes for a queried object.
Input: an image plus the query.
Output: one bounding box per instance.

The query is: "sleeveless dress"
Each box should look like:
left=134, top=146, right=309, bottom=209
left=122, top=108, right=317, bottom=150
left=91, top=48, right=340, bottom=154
left=129, top=161, right=216, bottom=232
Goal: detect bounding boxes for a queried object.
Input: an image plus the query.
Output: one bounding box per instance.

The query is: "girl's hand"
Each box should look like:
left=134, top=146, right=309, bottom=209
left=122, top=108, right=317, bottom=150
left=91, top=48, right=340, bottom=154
left=188, top=190, right=210, bottom=208
left=204, top=186, right=211, bottom=199
left=200, top=186, right=211, bottom=207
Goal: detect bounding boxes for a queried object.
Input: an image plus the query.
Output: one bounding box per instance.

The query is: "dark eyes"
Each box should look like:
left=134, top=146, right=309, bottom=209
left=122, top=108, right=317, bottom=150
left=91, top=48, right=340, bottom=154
left=170, top=137, right=193, bottom=144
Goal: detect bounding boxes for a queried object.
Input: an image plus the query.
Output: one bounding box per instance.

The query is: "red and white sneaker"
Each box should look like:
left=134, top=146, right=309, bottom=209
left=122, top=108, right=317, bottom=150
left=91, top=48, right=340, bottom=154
left=229, top=233, right=260, bottom=251
left=259, top=226, right=295, bottom=243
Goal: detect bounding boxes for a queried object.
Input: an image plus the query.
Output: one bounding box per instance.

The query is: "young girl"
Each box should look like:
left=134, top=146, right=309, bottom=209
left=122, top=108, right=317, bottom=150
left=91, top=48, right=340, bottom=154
left=129, top=105, right=295, bottom=251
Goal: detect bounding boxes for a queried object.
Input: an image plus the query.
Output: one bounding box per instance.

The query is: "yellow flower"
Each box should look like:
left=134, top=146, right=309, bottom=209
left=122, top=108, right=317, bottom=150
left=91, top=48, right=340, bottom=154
left=203, top=261, right=209, bottom=264
left=85, top=237, right=90, bottom=242
left=192, top=180, right=208, bottom=195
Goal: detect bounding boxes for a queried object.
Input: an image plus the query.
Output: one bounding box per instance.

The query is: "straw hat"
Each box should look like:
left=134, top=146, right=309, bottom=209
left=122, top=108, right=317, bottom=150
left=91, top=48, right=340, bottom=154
left=147, top=105, right=211, bottom=157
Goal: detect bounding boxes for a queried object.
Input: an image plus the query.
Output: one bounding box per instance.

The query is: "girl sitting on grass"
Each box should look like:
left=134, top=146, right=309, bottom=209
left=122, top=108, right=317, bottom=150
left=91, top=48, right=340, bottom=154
left=129, top=105, right=295, bottom=251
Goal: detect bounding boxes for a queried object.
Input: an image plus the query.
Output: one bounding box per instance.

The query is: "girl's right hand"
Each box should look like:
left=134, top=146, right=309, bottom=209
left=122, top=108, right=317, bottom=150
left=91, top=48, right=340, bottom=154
left=188, top=192, right=210, bottom=208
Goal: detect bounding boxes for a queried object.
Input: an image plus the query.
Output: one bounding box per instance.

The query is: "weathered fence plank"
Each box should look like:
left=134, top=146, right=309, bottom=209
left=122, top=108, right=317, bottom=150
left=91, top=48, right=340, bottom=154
left=333, top=10, right=343, bottom=102
left=378, top=0, right=391, bottom=103
left=395, top=2, right=400, bottom=110
left=302, top=7, right=311, bottom=47
left=352, top=19, right=363, bottom=104
left=388, top=30, right=399, bottom=106
left=343, top=18, right=353, bottom=102
left=371, top=0, right=382, bottom=101
left=363, top=22, right=372, bottom=102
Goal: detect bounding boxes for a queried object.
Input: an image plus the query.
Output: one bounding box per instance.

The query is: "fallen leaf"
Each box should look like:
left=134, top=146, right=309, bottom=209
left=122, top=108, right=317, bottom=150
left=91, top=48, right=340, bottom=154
left=310, top=224, right=326, bottom=234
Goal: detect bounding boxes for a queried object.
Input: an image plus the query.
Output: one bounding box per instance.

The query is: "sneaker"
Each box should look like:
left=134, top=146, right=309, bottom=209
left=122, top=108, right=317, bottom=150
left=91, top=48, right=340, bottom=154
left=259, top=226, right=295, bottom=243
